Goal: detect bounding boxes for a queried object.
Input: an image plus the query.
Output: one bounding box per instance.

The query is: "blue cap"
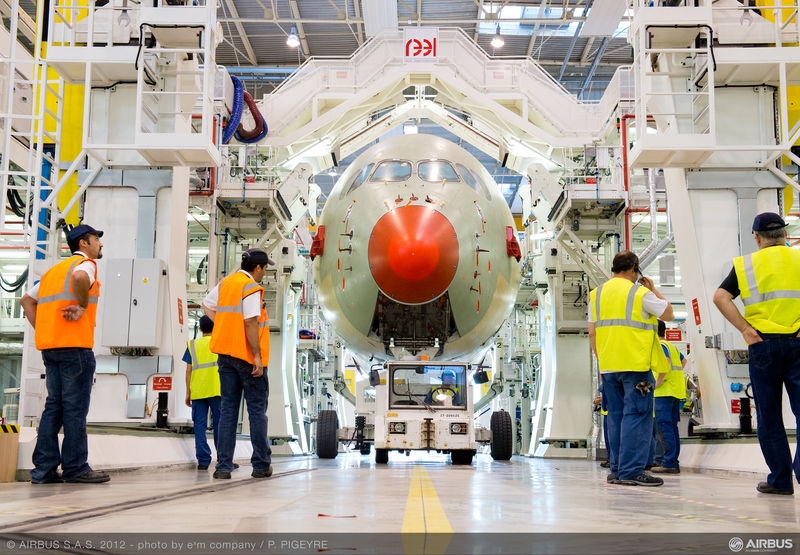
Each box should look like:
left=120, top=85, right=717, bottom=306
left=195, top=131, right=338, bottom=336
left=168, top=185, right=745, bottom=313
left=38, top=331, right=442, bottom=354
left=67, top=224, right=104, bottom=242
left=752, top=212, right=787, bottom=232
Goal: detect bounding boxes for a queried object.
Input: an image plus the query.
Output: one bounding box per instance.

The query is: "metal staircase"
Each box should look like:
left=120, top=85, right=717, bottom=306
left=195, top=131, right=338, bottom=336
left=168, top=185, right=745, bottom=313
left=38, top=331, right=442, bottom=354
left=258, top=27, right=622, bottom=175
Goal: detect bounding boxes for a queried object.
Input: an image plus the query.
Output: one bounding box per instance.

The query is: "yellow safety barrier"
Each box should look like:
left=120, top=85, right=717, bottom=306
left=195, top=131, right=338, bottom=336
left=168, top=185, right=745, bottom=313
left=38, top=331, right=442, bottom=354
left=0, top=424, right=21, bottom=483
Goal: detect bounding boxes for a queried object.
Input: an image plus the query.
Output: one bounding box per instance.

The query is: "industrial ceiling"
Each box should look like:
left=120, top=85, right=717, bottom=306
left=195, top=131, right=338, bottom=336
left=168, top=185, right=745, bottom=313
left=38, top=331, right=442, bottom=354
left=215, top=0, right=633, bottom=102
left=2, top=0, right=634, bottom=211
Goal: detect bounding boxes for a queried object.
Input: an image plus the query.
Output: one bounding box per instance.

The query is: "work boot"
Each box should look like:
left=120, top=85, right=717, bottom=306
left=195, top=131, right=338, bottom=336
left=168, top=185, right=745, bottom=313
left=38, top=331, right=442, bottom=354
left=31, top=471, right=64, bottom=484
left=756, top=482, right=793, bottom=495
left=616, top=473, right=663, bottom=487
left=67, top=470, right=110, bottom=484
left=650, top=466, right=680, bottom=474
left=251, top=465, right=273, bottom=478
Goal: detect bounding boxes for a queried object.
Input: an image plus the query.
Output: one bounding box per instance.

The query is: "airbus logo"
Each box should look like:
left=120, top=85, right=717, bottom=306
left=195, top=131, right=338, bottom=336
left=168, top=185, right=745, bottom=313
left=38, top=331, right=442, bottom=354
left=729, top=537, right=793, bottom=552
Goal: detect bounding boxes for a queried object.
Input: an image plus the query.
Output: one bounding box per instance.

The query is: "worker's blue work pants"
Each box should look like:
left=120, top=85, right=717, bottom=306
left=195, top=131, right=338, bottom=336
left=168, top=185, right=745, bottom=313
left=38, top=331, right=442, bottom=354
left=748, top=337, right=800, bottom=492
left=654, top=396, right=681, bottom=469
left=32, top=348, right=95, bottom=483
left=192, top=396, right=221, bottom=467
left=602, top=371, right=655, bottom=481
left=216, top=355, right=271, bottom=474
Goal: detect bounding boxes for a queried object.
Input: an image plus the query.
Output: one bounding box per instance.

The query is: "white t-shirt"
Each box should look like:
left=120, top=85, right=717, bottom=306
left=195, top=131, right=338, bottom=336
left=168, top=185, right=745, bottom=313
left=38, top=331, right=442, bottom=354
left=587, top=289, right=668, bottom=323
left=202, top=270, right=262, bottom=319
left=26, top=252, right=96, bottom=301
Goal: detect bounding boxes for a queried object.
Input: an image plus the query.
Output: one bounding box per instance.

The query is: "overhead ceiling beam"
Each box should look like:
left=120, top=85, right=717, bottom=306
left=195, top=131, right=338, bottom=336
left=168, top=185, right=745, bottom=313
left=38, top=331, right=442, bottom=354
left=470, top=0, right=484, bottom=42
left=289, top=0, right=311, bottom=55
left=397, top=0, right=419, bottom=25
left=351, top=0, right=365, bottom=46
left=578, top=36, right=609, bottom=99
left=579, top=36, right=595, bottom=63
left=217, top=16, right=585, bottom=24
left=557, top=21, right=583, bottom=80
left=222, top=0, right=257, bottom=65
left=525, top=0, right=549, bottom=58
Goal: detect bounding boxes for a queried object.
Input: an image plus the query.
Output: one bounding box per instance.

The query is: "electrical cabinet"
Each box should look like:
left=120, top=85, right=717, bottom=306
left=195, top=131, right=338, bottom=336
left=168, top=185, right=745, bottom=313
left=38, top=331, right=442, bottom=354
left=102, top=258, right=166, bottom=347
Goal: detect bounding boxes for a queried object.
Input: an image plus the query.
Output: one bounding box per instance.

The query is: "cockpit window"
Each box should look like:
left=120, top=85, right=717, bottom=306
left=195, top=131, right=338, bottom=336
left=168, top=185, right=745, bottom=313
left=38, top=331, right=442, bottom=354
left=370, top=160, right=412, bottom=182
left=457, top=163, right=492, bottom=201
left=418, top=160, right=460, bottom=182
left=344, top=163, right=374, bottom=195
left=456, top=163, right=479, bottom=191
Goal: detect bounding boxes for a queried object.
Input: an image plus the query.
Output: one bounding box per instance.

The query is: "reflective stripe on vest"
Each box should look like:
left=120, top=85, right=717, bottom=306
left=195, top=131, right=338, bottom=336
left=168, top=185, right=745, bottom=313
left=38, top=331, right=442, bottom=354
left=655, top=339, right=685, bottom=399
left=35, top=255, right=100, bottom=350
left=258, top=304, right=271, bottom=364
left=734, top=246, right=800, bottom=334
left=209, top=272, right=264, bottom=364
left=188, top=336, right=220, bottom=400
left=590, top=277, right=658, bottom=373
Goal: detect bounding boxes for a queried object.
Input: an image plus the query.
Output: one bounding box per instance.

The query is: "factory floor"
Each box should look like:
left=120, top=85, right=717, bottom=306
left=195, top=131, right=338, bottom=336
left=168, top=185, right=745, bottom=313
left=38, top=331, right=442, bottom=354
left=0, top=452, right=798, bottom=555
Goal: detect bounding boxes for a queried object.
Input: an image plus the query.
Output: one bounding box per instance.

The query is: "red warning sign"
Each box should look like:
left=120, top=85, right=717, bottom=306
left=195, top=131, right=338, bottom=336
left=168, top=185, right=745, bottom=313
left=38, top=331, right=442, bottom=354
left=153, top=376, right=172, bottom=391
left=691, top=298, right=701, bottom=325
left=665, top=329, right=682, bottom=342
left=731, top=398, right=741, bottom=414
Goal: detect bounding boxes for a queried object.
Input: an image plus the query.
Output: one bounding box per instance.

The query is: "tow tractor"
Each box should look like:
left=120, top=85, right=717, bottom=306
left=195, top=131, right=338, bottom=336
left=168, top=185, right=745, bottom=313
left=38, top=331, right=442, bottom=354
left=316, top=360, right=513, bottom=464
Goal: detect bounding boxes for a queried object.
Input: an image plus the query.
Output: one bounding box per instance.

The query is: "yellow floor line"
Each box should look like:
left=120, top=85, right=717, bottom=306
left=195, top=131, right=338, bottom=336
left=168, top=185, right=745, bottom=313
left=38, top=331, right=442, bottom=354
left=402, top=466, right=453, bottom=533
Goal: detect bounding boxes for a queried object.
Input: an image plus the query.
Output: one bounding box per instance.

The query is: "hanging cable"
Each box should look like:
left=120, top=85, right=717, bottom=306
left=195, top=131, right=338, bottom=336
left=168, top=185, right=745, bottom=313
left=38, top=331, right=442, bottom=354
left=0, top=267, right=28, bottom=293
left=222, top=75, right=245, bottom=144
left=233, top=90, right=268, bottom=143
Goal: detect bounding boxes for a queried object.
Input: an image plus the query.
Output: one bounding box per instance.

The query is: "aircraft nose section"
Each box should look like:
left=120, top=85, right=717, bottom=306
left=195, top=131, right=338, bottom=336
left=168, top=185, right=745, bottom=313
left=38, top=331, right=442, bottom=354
left=368, top=205, right=459, bottom=304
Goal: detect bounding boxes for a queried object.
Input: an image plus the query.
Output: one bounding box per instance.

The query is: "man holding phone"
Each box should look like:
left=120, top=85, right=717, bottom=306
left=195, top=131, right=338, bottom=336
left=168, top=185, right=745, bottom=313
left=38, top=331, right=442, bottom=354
left=589, top=250, right=674, bottom=487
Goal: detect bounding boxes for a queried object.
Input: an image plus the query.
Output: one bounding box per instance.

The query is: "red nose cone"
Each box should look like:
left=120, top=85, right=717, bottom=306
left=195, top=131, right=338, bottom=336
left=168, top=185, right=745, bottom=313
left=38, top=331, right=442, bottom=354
left=368, top=205, right=458, bottom=304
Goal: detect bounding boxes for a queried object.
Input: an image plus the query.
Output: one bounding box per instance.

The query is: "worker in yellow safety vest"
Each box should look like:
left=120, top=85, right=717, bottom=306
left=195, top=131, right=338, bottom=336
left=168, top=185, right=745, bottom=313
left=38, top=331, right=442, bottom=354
left=589, top=250, right=674, bottom=488
left=203, top=248, right=274, bottom=480
left=714, top=211, right=800, bottom=496
left=184, top=315, right=221, bottom=471
left=649, top=320, right=686, bottom=475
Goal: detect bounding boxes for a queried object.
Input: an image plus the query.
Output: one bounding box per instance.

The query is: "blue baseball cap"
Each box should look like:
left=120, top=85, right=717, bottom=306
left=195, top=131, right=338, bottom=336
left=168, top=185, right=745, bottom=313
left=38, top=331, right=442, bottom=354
left=752, top=212, right=787, bottom=232
left=67, top=224, right=104, bottom=242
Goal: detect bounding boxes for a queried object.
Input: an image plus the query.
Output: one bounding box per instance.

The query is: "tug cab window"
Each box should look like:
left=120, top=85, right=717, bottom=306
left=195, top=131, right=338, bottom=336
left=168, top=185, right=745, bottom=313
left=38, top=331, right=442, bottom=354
left=389, top=364, right=467, bottom=409
left=418, top=160, right=459, bottom=182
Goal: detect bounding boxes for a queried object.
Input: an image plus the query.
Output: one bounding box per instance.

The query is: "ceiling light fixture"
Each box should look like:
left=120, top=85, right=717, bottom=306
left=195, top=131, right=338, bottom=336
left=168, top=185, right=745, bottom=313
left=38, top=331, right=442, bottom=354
left=118, top=0, right=131, bottom=27
left=490, top=25, right=504, bottom=48
left=286, top=25, right=300, bottom=48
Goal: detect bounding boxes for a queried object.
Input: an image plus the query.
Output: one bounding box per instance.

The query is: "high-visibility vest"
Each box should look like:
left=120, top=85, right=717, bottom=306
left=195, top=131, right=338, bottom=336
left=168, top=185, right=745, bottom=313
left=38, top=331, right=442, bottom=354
left=35, top=255, right=100, bottom=350
left=590, top=277, right=658, bottom=373
left=734, top=245, right=800, bottom=334
left=655, top=339, right=685, bottom=399
left=210, top=271, right=270, bottom=364
left=187, top=335, right=220, bottom=400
